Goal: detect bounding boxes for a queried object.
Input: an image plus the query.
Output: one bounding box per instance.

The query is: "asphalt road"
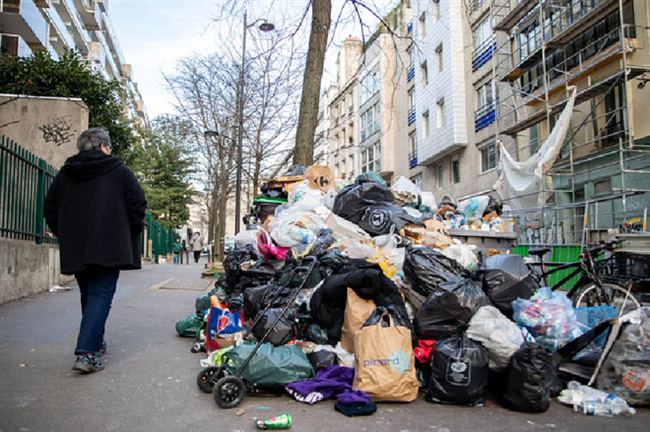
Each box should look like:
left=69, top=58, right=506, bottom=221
left=0, top=260, right=647, bottom=432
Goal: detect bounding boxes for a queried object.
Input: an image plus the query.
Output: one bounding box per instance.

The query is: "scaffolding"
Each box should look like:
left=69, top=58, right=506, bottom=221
left=486, top=0, right=650, bottom=245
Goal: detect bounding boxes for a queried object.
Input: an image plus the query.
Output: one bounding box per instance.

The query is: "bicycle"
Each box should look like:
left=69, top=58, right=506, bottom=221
left=526, top=240, right=641, bottom=317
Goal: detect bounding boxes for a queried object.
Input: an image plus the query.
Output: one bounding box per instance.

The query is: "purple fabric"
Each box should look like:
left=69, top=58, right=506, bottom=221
left=286, top=364, right=372, bottom=403
left=337, top=388, right=373, bottom=404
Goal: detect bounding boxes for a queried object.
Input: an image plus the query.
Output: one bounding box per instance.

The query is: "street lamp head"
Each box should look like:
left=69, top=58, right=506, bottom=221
left=258, top=22, right=275, bottom=32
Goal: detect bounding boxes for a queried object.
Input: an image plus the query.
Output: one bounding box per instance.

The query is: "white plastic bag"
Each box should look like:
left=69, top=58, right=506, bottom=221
left=467, top=306, right=524, bottom=371
left=391, top=176, right=420, bottom=205
left=457, top=195, right=491, bottom=221
left=441, top=239, right=478, bottom=268
left=288, top=180, right=325, bottom=209
left=420, top=191, right=437, bottom=209
left=235, top=228, right=260, bottom=250
left=343, top=240, right=378, bottom=259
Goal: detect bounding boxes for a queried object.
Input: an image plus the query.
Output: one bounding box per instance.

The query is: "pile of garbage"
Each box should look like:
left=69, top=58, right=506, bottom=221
left=175, top=165, right=648, bottom=415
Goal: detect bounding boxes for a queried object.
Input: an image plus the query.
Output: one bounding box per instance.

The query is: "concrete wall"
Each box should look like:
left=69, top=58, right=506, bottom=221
left=0, top=94, right=88, bottom=169
left=0, top=239, right=68, bottom=305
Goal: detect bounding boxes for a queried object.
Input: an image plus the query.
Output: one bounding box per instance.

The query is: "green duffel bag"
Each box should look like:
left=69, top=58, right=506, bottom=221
left=175, top=313, right=203, bottom=338
left=223, top=342, right=314, bottom=387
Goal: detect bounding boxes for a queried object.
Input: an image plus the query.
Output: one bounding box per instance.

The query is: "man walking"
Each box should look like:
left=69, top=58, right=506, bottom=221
left=172, top=236, right=182, bottom=264
left=44, top=128, right=147, bottom=373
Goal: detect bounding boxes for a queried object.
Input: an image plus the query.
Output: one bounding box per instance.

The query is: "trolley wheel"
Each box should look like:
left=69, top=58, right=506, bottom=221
left=575, top=282, right=641, bottom=317
left=196, top=366, right=224, bottom=394
left=214, top=375, right=246, bottom=408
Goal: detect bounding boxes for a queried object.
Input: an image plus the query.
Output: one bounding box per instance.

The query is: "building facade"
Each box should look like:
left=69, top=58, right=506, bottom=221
left=0, top=0, right=148, bottom=128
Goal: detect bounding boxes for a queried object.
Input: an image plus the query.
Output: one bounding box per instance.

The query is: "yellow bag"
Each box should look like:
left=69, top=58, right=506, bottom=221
left=340, top=288, right=376, bottom=354
left=353, top=307, right=419, bottom=402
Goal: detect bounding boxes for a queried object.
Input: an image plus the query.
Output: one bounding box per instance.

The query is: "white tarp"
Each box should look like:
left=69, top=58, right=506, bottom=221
left=493, top=86, right=577, bottom=210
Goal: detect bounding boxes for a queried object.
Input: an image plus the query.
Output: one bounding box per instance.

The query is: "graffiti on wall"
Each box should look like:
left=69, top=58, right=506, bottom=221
left=38, top=115, right=76, bottom=146
left=524, top=221, right=566, bottom=244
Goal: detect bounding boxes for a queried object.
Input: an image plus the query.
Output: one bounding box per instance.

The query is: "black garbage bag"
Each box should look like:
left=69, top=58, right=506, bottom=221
left=358, top=203, right=424, bottom=236
left=243, top=282, right=293, bottom=320
left=482, top=195, right=503, bottom=217
left=414, top=271, right=491, bottom=339
left=307, top=350, right=338, bottom=371
left=501, top=342, right=561, bottom=413
left=223, top=245, right=261, bottom=286
left=251, top=307, right=297, bottom=346
left=426, top=333, right=489, bottom=406
left=332, top=179, right=395, bottom=225
left=404, top=245, right=465, bottom=297
left=483, top=254, right=538, bottom=319
left=316, top=248, right=349, bottom=279
left=305, top=323, right=329, bottom=344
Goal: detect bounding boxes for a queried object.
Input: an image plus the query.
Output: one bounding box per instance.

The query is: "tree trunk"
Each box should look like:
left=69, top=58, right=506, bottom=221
left=294, top=0, right=331, bottom=167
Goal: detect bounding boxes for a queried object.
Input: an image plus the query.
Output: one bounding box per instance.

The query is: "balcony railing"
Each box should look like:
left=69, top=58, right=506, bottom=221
left=475, top=101, right=497, bottom=131
left=407, top=64, right=415, bottom=82
left=472, top=35, right=496, bottom=71
left=408, top=108, right=416, bottom=126
left=409, top=152, right=418, bottom=169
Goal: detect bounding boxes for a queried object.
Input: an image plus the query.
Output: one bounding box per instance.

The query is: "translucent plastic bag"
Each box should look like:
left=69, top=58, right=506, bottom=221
left=391, top=176, right=420, bottom=205
left=467, top=305, right=524, bottom=371
left=440, top=239, right=477, bottom=268
left=512, top=287, right=583, bottom=349
left=457, top=195, right=491, bottom=221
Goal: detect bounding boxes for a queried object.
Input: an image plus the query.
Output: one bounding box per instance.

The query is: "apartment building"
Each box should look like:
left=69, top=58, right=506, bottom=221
left=467, top=0, right=650, bottom=243
left=0, top=0, right=148, bottom=128
left=326, top=2, right=413, bottom=185
left=410, top=0, right=473, bottom=202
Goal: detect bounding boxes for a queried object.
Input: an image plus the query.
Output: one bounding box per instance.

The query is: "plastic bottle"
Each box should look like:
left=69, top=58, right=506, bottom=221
left=566, top=381, right=634, bottom=416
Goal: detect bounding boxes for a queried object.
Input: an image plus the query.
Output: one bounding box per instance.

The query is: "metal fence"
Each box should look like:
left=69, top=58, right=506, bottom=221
left=0, top=135, right=58, bottom=244
left=146, top=210, right=175, bottom=263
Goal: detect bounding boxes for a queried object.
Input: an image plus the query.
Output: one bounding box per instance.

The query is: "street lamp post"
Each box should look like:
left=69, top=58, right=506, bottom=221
left=235, top=11, right=274, bottom=234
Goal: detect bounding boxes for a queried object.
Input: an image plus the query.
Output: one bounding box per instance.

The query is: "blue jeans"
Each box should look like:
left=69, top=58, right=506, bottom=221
left=74, top=268, right=120, bottom=355
left=173, top=252, right=180, bottom=264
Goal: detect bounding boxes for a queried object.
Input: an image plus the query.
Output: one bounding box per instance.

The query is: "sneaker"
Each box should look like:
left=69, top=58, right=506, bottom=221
left=72, top=354, right=105, bottom=373
left=97, top=341, right=107, bottom=357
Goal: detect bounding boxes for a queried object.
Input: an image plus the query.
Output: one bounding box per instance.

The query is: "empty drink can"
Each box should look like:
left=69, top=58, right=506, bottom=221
left=254, top=413, right=291, bottom=429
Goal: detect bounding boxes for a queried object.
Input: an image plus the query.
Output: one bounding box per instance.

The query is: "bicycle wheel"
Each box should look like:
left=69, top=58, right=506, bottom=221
left=574, top=282, right=641, bottom=317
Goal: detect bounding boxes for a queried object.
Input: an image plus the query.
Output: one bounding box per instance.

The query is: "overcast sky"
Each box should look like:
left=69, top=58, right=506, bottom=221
left=108, top=0, right=394, bottom=120
left=109, top=1, right=222, bottom=119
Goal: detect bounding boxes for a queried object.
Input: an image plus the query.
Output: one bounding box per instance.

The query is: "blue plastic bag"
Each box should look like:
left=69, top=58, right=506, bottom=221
left=206, top=305, right=243, bottom=340
left=512, top=287, right=583, bottom=349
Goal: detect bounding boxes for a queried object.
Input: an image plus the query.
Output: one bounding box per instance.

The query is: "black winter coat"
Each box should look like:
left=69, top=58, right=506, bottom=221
left=44, top=150, right=147, bottom=275
left=309, top=259, right=410, bottom=344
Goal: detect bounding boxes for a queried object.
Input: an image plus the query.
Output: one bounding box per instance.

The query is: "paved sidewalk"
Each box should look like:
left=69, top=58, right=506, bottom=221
left=1, top=261, right=648, bottom=432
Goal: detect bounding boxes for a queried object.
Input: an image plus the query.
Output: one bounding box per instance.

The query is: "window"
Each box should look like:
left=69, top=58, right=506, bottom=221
left=419, top=12, right=426, bottom=39
left=436, top=99, right=445, bottom=128
left=348, top=155, right=355, bottom=177
left=411, top=174, right=423, bottom=189
left=361, top=141, right=382, bottom=173
left=473, top=17, right=491, bottom=50
left=334, top=134, right=339, bottom=151
left=420, top=61, right=428, bottom=86
left=451, top=155, right=460, bottom=184
left=335, top=164, right=339, bottom=177
left=361, top=103, right=380, bottom=140
left=437, top=164, right=444, bottom=189
left=422, top=110, right=430, bottom=138
left=435, top=44, right=443, bottom=74
left=594, top=178, right=612, bottom=195
left=432, top=0, right=440, bottom=23
left=480, top=141, right=497, bottom=173
left=476, top=80, right=493, bottom=109
left=348, top=123, right=354, bottom=144
left=529, top=124, right=540, bottom=155
left=409, top=132, right=417, bottom=159
left=361, top=70, right=380, bottom=104
left=408, top=89, right=415, bottom=110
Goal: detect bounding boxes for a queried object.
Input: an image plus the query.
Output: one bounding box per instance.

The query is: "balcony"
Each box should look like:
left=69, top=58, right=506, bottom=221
left=74, top=0, right=101, bottom=30
left=101, top=12, right=126, bottom=68
left=42, top=5, right=75, bottom=54
left=472, top=35, right=496, bottom=71
left=409, top=152, right=418, bottom=169
left=58, top=0, right=91, bottom=52
left=494, top=0, right=537, bottom=32
left=408, top=108, right=416, bottom=126
left=407, top=21, right=412, bottom=34
left=475, top=101, right=496, bottom=131
left=407, top=64, right=415, bottom=82
left=0, top=0, right=48, bottom=50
